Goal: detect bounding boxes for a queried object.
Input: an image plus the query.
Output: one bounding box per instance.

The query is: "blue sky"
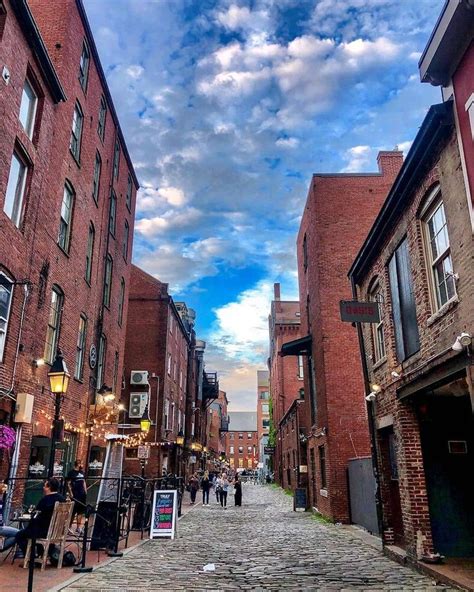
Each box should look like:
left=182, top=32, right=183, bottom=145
left=84, top=0, right=443, bottom=411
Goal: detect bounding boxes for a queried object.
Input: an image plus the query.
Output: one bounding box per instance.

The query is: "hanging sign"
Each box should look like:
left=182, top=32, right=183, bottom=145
left=150, top=490, right=178, bottom=539
left=138, top=445, right=150, bottom=459
left=339, top=300, right=380, bottom=324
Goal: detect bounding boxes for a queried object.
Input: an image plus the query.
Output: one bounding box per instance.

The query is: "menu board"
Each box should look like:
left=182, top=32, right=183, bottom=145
left=294, top=487, right=307, bottom=511
left=150, top=490, right=178, bottom=539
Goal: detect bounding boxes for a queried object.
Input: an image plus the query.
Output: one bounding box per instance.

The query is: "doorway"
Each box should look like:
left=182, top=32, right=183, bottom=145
left=379, top=428, right=404, bottom=547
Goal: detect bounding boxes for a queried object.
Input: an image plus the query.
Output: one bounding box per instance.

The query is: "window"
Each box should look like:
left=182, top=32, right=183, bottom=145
left=170, top=402, right=175, bottom=431
left=70, top=102, right=83, bottom=161
left=3, top=151, right=27, bottom=227
left=303, top=233, right=308, bottom=270
left=122, top=220, right=129, bottom=260
left=369, top=281, right=385, bottom=363
left=423, top=197, right=456, bottom=310
left=74, top=314, right=87, bottom=380
left=229, top=446, right=234, bottom=454
left=229, top=433, right=234, bottom=440
left=167, top=354, right=172, bottom=375
left=125, top=447, right=138, bottom=459
left=97, top=95, right=107, bottom=140
left=247, top=433, right=252, bottom=439
left=262, top=419, right=270, bottom=429
left=103, top=255, right=113, bottom=307
left=466, top=92, right=474, bottom=140
left=299, top=387, right=305, bottom=400
left=85, top=223, right=94, bottom=284
left=78, top=40, right=90, bottom=91
left=388, top=238, right=420, bottom=361
left=44, top=286, right=63, bottom=363
left=0, top=273, right=13, bottom=361
left=19, top=78, right=37, bottom=139
left=319, top=445, right=327, bottom=489
left=126, top=174, right=132, bottom=210
left=0, top=2, right=6, bottom=39
left=297, top=355, right=304, bottom=379
left=118, top=277, right=125, bottom=326
left=96, top=333, right=106, bottom=389
left=260, top=390, right=269, bottom=399
left=92, top=152, right=101, bottom=203
left=164, top=399, right=170, bottom=430
left=58, top=183, right=74, bottom=252
left=108, top=191, right=117, bottom=236
left=169, top=315, right=173, bottom=334
left=261, top=403, right=269, bottom=414
left=238, top=433, right=243, bottom=440
left=113, top=138, right=120, bottom=180
left=238, top=446, right=243, bottom=454
left=247, top=446, right=252, bottom=454
left=112, top=351, right=119, bottom=393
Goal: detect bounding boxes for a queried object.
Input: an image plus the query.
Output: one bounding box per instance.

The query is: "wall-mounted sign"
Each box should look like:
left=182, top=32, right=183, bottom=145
left=89, top=344, right=97, bottom=369
left=264, top=446, right=275, bottom=455
left=150, top=490, right=178, bottom=539
left=138, top=445, right=150, bottom=459
left=340, top=300, right=380, bottom=324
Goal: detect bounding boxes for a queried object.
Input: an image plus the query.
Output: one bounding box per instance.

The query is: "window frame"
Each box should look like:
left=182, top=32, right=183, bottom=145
left=319, top=445, right=327, bottom=490
left=113, top=138, right=120, bottom=180
left=85, top=222, right=95, bottom=284
left=78, top=39, right=90, bottom=92
left=3, top=150, right=28, bottom=228
left=58, top=182, right=74, bottom=253
left=97, top=95, right=107, bottom=141
left=118, top=277, right=125, bottom=326
left=0, top=272, right=14, bottom=362
left=74, top=313, right=87, bottom=381
left=96, top=333, right=107, bottom=390
left=126, top=174, right=132, bottom=211
left=44, top=286, right=63, bottom=364
left=421, top=191, right=456, bottom=311
left=297, top=355, right=304, bottom=379
left=122, top=220, right=129, bottom=261
left=108, top=190, right=117, bottom=237
left=70, top=101, right=83, bottom=162
left=92, top=151, right=101, bottom=204
left=368, top=279, right=386, bottom=364
left=103, top=254, right=113, bottom=308
left=19, top=77, right=38, bottom=139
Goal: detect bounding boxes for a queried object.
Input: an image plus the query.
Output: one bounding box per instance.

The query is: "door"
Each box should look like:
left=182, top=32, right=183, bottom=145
left=380, top=428, right=404, bottom=547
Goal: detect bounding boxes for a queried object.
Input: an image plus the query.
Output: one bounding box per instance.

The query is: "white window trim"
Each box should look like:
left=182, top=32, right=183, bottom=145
left=19, top=78, right=38, bottom=139
left=465, top=92, right=474, bottom=141
left=4, top=151, right=28, bottom=227
left=0, top=273, right=14, bottom=362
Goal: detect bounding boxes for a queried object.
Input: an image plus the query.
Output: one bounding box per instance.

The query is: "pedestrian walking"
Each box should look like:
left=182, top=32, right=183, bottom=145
left=67, top=460, right=87, bottom=532
left=201, top=471, right=210, bottom=505
left=234, top=475, right=242, bottom=507
left=214, top=474, right=222, bottom=504
left=188, top=473, right=199, bottom=504
left=220, top=473, right=230, bottom=509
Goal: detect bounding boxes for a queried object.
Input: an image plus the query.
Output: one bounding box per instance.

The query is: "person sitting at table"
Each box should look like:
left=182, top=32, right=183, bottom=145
left=0, top=481, right=19, bottom=553
left=14, top=477, right=65, bottom=557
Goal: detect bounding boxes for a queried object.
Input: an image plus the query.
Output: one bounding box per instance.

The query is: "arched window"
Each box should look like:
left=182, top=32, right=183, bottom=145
left=58, top=181, right=75, bottom=253
left=368, top=277, right=385, bottom=363
left=44, top=285, right=63, bottom=363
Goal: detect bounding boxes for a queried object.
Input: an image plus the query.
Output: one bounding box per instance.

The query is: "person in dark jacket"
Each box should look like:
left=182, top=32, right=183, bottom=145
left=188, top=474, right=199, bottom=504
left=234, top=475, right=242, bottom=507
left=15, top=478, right=65, bottom=556
left=67, top=460, right=87, bottom=532
left=201, top=471, right=211, bottom=506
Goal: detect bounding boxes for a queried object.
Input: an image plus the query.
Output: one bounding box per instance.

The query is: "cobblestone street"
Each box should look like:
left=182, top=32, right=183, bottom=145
left=58, top=484, right=455, bottom=591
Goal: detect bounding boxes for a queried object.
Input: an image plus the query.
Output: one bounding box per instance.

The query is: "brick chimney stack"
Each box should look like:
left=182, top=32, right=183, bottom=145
left=274, top=283, right=282, bottom=312
left=377, top=150, right=404, bottom=178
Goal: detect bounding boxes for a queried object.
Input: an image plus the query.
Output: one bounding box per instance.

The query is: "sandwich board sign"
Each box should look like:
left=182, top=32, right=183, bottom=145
left=150, top=490, right=178, bottom=539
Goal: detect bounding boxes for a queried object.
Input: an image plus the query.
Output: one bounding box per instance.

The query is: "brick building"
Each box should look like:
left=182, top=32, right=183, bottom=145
left=256, top=369, right=269, bottom=446
left=267, top=282, right=305, bottom=488
left=349, top=101, right=474, bottom=561
left=121, top=266, right=191, bottom=478
left=291, top=151, right=402, bottom=522
left=225, top=412, right=258, bottom=472
left=205, top=389, right=228, bottom=471
left=0, top=0, right=137, bottom=508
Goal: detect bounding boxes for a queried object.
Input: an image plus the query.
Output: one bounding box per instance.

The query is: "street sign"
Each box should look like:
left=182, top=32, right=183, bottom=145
left=150, top=490, right=178, bottom=539
left=340, top=300, right=380, bottom=324
left=138, top=445, right=150, bottom=459
left=264, top=446, right=275, bottom=455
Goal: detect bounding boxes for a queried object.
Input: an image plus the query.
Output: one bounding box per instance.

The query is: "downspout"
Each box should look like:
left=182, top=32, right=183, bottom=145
left=351, top=276, right=384, bottom=542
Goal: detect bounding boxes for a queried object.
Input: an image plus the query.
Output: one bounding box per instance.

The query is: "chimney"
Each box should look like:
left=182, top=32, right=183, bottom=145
left=377, top=150, right=403, bottom=179
left=274, top=283, right=281, bottom=301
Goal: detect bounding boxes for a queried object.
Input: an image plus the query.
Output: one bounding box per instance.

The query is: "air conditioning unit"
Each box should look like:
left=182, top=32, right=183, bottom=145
left=130, top=370, right=149, bottom=386
left=129, top=392, right=148, bottom=418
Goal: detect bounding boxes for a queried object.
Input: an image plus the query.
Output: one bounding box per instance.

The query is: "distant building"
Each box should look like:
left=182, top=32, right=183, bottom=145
left=225, top=412, right=258, bottom=471
left=206, top=389, right=229, bottom=471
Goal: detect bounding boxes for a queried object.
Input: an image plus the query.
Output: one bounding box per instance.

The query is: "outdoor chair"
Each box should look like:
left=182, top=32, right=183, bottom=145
left=23, top=501, right=74, bottom=570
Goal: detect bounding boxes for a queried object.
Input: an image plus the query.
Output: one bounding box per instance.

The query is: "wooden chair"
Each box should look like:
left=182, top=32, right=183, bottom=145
left=23, top=501, right=74, bottom=570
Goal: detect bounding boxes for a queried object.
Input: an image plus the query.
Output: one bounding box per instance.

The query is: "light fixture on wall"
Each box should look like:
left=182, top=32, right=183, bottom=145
left=391, top=371, right=401, bottom=379
left=452, top=332, right=472, bottom=352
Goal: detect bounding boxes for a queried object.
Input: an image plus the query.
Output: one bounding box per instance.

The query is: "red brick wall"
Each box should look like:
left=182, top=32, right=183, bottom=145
left=296, top=152, right=402, bottom=520
left=0, top=0, right=137, bottom=488
left=356, top=130, right=474, bottom=559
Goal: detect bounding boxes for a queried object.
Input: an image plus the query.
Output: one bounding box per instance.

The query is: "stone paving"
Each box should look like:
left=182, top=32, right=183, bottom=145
left=59, top=484, right=456, bottom=591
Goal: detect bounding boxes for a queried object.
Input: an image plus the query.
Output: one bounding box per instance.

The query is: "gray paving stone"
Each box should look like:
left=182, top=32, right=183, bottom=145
left=58, top=484, right=457, bottom=591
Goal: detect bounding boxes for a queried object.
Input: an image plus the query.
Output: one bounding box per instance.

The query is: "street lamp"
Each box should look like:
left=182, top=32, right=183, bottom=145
left=47, top=349, right=70, bottom=477
left=140, top=404, right=151, bottom=433
left=176, top=430, right=184, bottom=446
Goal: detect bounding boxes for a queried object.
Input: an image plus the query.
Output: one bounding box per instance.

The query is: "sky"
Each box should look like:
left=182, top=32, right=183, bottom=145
left=83, top=0, right=443, bottom=412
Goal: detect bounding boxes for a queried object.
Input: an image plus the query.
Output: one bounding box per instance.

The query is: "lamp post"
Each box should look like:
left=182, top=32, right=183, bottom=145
left=140, top=404, right=151, bottom=433
left=47, top=349, right=70, bottom=478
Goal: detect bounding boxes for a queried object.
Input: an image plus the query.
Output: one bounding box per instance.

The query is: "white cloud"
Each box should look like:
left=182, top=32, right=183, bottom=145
left=341, top=145, right=372, bottom=172
left=215, top=4, right=271, bottom=36
left=397, top=140, right=413, bottom=155
left=275, top=137, right=299, bottom=149
left=126, top=64, right=144, bottom=79
left=137, top=185, right=187, bottom=212
left=135, top=207, right=202, bottom=237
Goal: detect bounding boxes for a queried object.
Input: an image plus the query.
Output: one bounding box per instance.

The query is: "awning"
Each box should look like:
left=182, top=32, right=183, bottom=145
left=281, top=335, right=312, bottom=357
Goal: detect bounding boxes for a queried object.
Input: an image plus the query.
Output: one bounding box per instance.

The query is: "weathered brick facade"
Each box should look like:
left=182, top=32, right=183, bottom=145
left=0, top=0, right=137, bottom=504
left=350, top=103, right=474, bottom=560
left=296, top=151, right=402, bottom=521
left=226, top=430, right=258, bottom=472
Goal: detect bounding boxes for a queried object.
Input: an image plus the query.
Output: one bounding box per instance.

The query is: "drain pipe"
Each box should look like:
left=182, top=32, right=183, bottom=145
left=350, top=276, right=384, bottom=543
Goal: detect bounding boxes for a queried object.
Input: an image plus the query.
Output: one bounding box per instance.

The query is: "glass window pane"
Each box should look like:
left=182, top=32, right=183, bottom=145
left=19, top=79, right=37, bottom=138
left=4, top=153, right=27, bottom=227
